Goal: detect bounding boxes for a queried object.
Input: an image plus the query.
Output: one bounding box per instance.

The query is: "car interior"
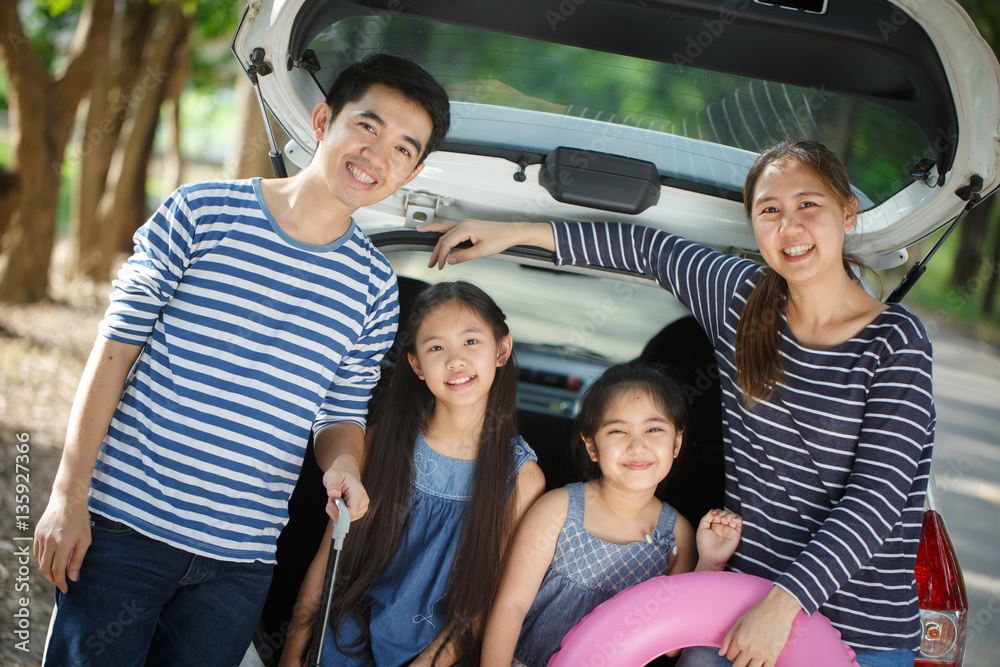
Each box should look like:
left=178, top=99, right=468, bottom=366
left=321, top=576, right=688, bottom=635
left=254, top=252, right=726, bottom=666
left=234, top=0, right=1000, bottom=662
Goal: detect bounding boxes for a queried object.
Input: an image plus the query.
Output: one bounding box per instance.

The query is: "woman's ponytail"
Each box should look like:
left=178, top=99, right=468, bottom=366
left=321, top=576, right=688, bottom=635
left=735, top=267, right=787, bottom=405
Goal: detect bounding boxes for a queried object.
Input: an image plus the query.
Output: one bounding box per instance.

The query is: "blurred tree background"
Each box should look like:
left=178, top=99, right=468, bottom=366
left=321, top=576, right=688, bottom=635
left=0, top=0, right=998, bottom=337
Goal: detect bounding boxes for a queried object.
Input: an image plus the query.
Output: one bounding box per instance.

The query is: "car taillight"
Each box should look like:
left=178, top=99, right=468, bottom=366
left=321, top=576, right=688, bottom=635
left=915, top=510, right=968, bottom=666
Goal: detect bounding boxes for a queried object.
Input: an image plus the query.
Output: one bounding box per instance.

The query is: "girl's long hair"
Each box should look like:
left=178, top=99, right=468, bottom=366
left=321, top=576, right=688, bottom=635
left=327, top=281, right=520, bottom=666
left=736, top=140, right=878, bottom=405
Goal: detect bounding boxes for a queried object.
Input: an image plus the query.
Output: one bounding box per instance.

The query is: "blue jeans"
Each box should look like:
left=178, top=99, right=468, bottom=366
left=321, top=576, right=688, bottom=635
left=42, top=513, right=273, bottom=667
left=677, top=646, right=917, bottom=667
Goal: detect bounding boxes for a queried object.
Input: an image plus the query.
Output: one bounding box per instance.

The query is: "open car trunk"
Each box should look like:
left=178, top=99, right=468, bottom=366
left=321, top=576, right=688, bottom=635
left=232, top=1, right=999, bottom=665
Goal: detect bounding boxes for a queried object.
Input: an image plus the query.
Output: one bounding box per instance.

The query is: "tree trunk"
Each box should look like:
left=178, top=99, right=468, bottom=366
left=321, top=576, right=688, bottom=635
left=0, top=0, right=115, bottom=302
left=951, top=199, right=992, bottom=290
left=980, top=198, right=1000, bottom=316
left=89, top=2, right=191, bottom=279
left=162, top=28, right=190, bottom=191
left=0, top=167, right=19, bottom=240
left=0, top=71, right=56, bottom=303
left=71, top=0, right=157, bottom=279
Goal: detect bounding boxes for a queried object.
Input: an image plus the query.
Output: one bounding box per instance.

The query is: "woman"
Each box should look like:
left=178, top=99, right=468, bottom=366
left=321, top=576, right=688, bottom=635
left=420, top=140, right=933, bottom=667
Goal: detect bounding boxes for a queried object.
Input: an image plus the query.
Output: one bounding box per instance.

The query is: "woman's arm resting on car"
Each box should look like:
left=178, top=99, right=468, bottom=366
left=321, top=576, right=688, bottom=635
left=418, top=220, right=555, bottom=269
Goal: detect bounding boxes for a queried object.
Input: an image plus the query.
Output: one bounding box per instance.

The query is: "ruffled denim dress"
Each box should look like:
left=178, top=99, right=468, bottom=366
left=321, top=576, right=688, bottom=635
left=513, top=482, right=678, bottom=667
left=322, top=432, right=537, bottom=667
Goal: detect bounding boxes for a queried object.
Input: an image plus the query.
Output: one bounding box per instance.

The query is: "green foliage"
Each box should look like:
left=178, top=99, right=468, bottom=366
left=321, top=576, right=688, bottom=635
left=42, top=0, right=78, bottom=15
left=187, top=0, right=244, bottom=91
left=20, top=0, right=84, bottom=72
left=0, top=67, right=9, bottom=112
left=895, top=225, right=1000, bottom=342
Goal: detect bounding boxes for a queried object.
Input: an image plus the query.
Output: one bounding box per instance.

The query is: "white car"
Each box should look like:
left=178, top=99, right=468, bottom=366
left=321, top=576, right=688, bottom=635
left=233, top=1, right=1000, bottom=665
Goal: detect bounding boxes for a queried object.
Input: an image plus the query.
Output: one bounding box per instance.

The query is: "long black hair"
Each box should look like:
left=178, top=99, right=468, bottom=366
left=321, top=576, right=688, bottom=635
left=328, top=281, right=520, bottom=665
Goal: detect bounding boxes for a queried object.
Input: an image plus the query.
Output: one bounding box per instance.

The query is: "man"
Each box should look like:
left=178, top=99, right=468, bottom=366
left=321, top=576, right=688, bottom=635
left=34, top=54, right=450, bottom=666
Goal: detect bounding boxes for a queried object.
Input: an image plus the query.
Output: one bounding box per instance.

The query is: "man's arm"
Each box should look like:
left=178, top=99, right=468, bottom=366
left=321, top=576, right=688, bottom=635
left=314, top=422, right=368, bottom=521
left=34, top=335, right=142, bottom=592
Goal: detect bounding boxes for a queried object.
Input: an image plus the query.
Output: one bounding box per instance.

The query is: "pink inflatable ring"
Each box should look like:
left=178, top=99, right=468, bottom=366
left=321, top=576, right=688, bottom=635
left=547, top=571, right=859, bottom=666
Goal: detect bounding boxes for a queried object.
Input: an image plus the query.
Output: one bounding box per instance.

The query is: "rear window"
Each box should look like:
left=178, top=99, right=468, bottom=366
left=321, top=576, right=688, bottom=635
left=306, top=16, right=930, bottom=207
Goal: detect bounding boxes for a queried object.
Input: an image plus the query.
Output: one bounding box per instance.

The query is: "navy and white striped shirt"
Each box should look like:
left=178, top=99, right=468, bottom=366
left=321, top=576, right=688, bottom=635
left=553, top=221, right=933, bottom=652
left=91, top=179, right=398, bottom=563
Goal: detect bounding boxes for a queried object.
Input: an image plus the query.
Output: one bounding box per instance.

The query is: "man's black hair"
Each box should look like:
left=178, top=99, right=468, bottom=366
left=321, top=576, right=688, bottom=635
left=324, top=54, right=450, bottom=165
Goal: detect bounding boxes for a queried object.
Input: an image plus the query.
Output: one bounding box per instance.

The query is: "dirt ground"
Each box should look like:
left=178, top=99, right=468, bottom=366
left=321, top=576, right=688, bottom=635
left=0, top=271, right=110, bottom=666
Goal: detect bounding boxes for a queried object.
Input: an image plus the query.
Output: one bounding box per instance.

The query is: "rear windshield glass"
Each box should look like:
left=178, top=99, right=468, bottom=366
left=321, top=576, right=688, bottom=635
left=306, top=16, right=930, bottom=206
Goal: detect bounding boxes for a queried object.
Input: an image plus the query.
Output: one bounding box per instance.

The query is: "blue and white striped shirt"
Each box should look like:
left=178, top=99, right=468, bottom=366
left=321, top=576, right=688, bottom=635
left=91, top=179, right=398, bottom=563
left=553, top=221, right=934, bottom=652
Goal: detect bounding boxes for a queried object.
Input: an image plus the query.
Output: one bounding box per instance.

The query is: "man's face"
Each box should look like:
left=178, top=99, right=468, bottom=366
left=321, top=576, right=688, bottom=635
left=311, top=82, right=434, bottom=211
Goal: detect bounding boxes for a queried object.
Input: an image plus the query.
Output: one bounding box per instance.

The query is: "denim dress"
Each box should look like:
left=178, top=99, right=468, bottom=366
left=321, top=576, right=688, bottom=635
left=513, top=482, right=678, bottom=667
left=322, top=432, right=537, bottom=667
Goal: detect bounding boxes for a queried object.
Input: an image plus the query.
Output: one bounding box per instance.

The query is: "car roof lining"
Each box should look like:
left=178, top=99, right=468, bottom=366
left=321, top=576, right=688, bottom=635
left=288, top=0, right=958, bottom=178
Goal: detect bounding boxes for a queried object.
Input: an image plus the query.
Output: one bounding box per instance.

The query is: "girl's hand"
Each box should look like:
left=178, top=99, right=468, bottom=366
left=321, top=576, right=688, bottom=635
left=418, top=220, right=554, bottom=269
left=694, top=509, right=742, bottom=571
left=720, top=586, right=801, bottom=667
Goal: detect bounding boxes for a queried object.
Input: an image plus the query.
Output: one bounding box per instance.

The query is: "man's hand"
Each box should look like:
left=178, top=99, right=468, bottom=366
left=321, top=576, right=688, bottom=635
left=33, top=335, right=142, bottom=594
left=34, top=491, right=92, bottom=593
left=322, top=463, right=369, bottom=522
left=314, top=422, right=368, bottom=521
left=418, top=220, right=554, bottom=269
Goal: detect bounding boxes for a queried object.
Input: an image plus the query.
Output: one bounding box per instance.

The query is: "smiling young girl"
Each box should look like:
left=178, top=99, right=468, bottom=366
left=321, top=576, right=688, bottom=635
left=280, top=281, right=544, bottom=667
left=423, top=141, right=935, bottom=667
left=481, top=364, right=742, bottom=667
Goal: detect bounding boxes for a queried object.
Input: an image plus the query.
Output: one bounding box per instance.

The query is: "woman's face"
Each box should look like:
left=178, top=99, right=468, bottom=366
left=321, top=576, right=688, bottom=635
left=750, top=159, right=857, bottom=289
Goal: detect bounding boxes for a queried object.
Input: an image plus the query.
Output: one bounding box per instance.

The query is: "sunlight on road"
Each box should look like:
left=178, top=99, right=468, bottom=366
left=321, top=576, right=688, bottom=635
left=929, top=329, right=1000, bottom=667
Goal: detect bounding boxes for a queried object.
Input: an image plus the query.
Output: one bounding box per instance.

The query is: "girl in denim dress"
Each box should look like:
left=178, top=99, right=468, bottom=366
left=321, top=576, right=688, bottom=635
left=482, top=364, right=742, bottom=667
left=281, top=282, right=545, bottom=667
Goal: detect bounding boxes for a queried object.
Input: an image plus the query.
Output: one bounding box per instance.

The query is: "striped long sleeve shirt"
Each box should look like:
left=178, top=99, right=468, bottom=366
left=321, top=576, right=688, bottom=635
left=91, top=179, right=398, bottom=563
left=552, top=221, right=934, bottom=652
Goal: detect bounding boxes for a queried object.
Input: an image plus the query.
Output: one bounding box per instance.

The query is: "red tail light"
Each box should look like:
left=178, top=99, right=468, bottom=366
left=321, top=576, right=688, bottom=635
left=914, top=510, right=968, bottom=666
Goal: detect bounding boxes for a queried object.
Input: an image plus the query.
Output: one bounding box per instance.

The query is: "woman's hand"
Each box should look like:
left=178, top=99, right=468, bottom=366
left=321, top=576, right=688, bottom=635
left=694, top=509, right=742, bottom=572
left=719, top=586, right=802, bottom=667
left=418, top=220, right=555, bottom=269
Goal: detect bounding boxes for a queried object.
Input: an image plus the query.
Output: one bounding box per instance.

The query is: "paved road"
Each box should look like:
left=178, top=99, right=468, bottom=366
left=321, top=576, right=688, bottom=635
left=929, top=329, right=1000, bottom=667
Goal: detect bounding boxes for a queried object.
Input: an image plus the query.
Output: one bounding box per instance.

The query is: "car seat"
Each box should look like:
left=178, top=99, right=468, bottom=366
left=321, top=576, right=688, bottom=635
left=637, top=315, right=725, bottom=527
